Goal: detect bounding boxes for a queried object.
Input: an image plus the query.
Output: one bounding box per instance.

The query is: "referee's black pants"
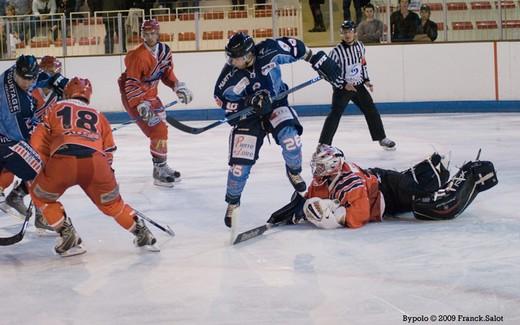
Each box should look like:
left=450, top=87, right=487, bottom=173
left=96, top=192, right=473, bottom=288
left=319, top=84, right=387, bottom=145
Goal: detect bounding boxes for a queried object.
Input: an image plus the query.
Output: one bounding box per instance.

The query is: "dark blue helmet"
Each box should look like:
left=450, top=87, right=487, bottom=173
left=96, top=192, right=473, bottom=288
left=225, top=32, right=255, bottom=58
left=15, top=55, right=39, bottom=80
left=341, top=20, right=356, bottom=31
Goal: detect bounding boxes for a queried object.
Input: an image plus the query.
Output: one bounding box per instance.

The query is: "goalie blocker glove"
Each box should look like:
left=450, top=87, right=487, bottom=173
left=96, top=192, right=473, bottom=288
left=308, top=51, right=345, bottom=89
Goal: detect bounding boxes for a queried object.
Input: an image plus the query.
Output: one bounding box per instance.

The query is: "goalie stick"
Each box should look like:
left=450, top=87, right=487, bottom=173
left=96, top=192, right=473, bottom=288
left=166, top=76, right=322, bottom=134
left=111, top=100, right=178, bottom=132
left=233, top=192, right=304, bottom=245
left=134, top=209, right=175, bottom=237
left=233, top=221, right=285, bottom=245
left=0, top=201, right=33, bottom=246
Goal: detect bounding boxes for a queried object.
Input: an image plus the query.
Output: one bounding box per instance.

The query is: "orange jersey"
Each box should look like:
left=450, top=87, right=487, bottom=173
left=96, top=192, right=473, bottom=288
left=30, top=99, right=116, bottom=163
left=121, top=42, right=178, bottom=108
left=32, top=87, right=59, bottom=122
left=306, top=162, right=384, bottom=229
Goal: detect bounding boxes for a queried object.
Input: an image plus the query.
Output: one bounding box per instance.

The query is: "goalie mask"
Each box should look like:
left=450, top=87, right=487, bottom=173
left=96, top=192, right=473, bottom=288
left=310, top=144, right=345, bottom=177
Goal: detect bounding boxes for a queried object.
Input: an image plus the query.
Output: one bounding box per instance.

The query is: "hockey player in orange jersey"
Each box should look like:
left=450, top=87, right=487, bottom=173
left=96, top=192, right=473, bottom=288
left=268, top=144, right=497, bottom=229
left=118, top=18, right=193, bottom=187
left=29, top=77, right=160, bottom=257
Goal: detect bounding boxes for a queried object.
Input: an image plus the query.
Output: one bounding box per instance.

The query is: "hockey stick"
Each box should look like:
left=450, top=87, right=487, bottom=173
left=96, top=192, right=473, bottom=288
left=233, top=221, right=285, bottom=245
left=0, top=201, right=33, bottom=246
left=233, top=192, right=304, bottom=245
left=134, top=210, right=175, bottom=237
left=166, top=76, right=322, bottom=134
left=111, top=100, right=178, bottom=132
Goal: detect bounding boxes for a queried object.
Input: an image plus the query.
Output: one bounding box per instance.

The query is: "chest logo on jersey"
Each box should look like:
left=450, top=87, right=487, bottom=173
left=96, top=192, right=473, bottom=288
left=261, top=62, right=277, bottom=76
left=5, top=69, right=21, bottom=113
left=218, top=71, right=233, bottom=90
left=277, top=40, right=291, bottom=52
left=233, top=77, right=250, bottom=95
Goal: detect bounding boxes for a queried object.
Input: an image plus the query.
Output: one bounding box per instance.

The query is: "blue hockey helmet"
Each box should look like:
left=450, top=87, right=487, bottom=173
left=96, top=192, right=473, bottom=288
left=15, top=55, right=39, bottom=80
left=225, top=32, right=255, bottom=59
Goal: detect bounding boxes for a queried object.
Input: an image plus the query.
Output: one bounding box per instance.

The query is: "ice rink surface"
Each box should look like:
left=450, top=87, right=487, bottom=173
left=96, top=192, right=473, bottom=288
left=1, top=113, right=519, bottom=325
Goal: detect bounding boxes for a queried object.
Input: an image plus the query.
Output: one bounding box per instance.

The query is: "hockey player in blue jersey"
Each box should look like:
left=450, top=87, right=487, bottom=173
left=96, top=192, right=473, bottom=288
left=214, top=32, right=346, bottom=229
left=1, top=55, right=69, bottom=223
left=0, top=55, right=43, bottom=213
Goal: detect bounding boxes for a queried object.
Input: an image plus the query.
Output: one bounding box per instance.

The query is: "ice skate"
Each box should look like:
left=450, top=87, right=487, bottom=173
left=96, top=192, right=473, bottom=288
left=34, top=207, right=57, bottom=236
left=0, top=189, right=25, bottom=220
left=379, top=137, right=397, bottom=151
left=55, top=216, right=86, bottom=257
left=2, top=182, right=28, bottom=219
left=132, top=218, right=160, bottom=252
left=225, top=203, right=240, bottom=244
left=285, top=166, right=307, bottom=193
left=153, top=162, right=180, bottom=187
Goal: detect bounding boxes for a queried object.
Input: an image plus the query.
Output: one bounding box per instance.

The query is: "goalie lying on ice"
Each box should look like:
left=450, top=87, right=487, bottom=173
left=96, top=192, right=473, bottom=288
left=268, top=144, right=498, bottom=229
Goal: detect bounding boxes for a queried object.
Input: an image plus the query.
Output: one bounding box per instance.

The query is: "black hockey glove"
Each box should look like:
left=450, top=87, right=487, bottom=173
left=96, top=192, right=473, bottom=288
left=309, top=51, right=345, bottom=89
left=246, top=90, right=272, bottom=117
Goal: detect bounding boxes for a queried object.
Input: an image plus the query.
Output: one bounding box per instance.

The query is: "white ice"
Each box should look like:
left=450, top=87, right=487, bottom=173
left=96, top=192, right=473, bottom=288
left=1, top=113, right=519, bottom=325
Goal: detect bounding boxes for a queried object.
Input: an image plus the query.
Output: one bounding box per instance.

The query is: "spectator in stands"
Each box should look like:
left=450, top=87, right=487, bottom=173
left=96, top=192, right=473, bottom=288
left=390, top=0, right=420, bottom=42
left=343, top=0, right=363, bottom=24
left=87, top=0, right=101, bottom=14
left=309, top=0, right=326, bottom=32
left=414, top=4, right=437, bottom=42
left=32, top=0, right=59, bottom=41
left=7, top=0, right=33, bottom=43
left=0, top=0, right=6, bottom=16
left=232, top=0, right=245, bottom=11
left=57, top=0, right=82, bottom=16
left=102, top=0, right=128, bottom=54
left=357, top=3, right=383, bottom=43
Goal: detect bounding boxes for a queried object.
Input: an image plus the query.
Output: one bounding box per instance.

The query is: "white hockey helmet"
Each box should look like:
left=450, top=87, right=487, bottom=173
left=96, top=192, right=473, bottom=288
left=310, top=144, right=345, bottom=177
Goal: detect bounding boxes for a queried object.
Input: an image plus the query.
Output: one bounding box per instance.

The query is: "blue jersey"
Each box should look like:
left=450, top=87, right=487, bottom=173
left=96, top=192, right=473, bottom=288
left=214, top=37, right=308, bottom=118
left=0, top=66, right=35, bottom=143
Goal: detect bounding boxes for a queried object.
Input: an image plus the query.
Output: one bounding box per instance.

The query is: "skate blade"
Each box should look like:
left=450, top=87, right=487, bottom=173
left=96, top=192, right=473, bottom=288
left=137, top=243, right=161, bottom=252
left=382, top=146, right=397, bottom=152
left=153, top=180, right=175, bottom=188
left=58, top=245, right=86, bottom=257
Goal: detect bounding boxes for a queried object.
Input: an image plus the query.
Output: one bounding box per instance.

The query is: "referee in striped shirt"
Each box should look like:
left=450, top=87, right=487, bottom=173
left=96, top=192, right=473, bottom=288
left=319, top=20, right=396, bottom=150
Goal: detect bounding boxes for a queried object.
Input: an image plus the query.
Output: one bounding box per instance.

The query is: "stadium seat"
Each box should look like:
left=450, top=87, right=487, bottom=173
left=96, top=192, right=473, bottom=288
left=503, top=19, right=520, bottom=27
left=228, top=10, right=248, bottom=19
left=476, top=20, right=498, bottom=29
left=78, top=37, right=97, bottom=46
left=494, top=0, right=516, bottom=8
left=471, top=1, right=492, bottom=9
left=428, top=3, right=444, bottom=10
left=178, top=13, right=195, bottom=21
left=159, top=33, right=173, bottom=42
left=203, top=11, right=225, bottom=20
left=279, top=27, right=298, bottom=37
left=253, top=28, right=273, bottom=38
left=178, top=32, right=196, bottom=41
left=437, top=22, right=445, bottom=30
left=447, top=2, right=468, bottom=10
left=54, top=38, right=75, bottom=46
left=255, top=8, right=272, bottom=18
left=276, top=8, right=297, bottom=16
left=154, top=14, right=175, bottom=22
left=30, top=39, right=52, bottom=48
left=127, top=33, right=141, bottom=43
left=16, top=42, right=26, bottom=49
left=452, top=21, right=473, bottom=29
left=202, top=31, right=224, bottom=40
left=228, top=30, right=249, bottom=38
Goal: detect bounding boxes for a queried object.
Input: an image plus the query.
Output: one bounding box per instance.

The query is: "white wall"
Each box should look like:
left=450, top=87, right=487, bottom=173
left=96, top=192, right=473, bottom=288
left=1, top=41, right=518, bottom=113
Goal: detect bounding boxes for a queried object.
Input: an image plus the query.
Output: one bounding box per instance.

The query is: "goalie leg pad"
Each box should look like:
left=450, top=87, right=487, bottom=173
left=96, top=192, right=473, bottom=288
left=412, top=160, right=497, bottom=221
left=402, top=152, right=450, bottom=196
